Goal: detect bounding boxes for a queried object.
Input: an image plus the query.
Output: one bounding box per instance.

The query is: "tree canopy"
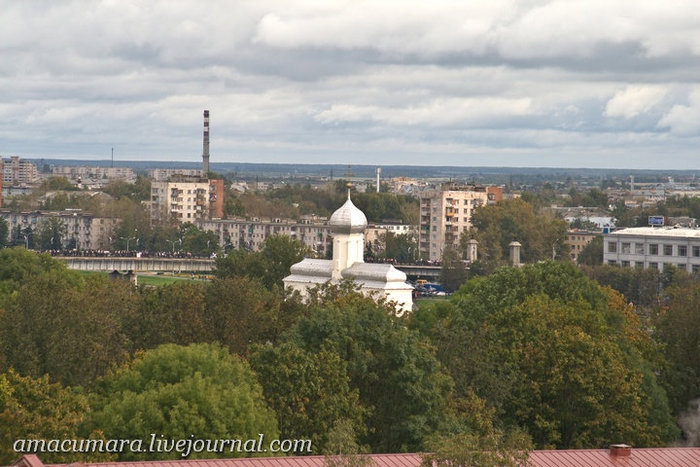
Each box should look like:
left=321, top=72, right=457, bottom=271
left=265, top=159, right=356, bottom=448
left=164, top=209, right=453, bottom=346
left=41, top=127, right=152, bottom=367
left=463, top=198, right=569, bottom=273
left=284, top=288, right=452, bottom=452
left=411, top=261, right=678, bottom=449
left=86, top=343, right=278, bottom=460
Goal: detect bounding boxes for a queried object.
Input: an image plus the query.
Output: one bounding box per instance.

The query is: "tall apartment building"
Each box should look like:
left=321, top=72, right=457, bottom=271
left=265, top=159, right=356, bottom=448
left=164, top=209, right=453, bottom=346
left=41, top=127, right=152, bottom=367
left=198, top=217, right=332, bottom=255
left=0, top=209, right=118, bottom=250
left=150, top=176, right=211, bottom=224
left=1, top=156, right=39, bottom=186
left=603, top=227, right=700, bottom=272
left=418, top=183, right=493, bottom=261
left=150, top=175, right=226, bottom=224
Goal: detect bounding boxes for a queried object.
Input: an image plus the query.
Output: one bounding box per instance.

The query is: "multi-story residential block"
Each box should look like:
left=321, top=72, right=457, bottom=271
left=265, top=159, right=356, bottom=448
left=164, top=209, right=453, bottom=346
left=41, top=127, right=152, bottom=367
left=1, top=156, right=39, bottom=186
left=148, top=168, right=203, bottom=182
left=150, top=176, right=211, bottom=224
left=197, top=217, right=332, bottom=255
left=603, top=227, right=700, bottom=272
left=208, top=179, right=225, bottom=219
left=565, top=229, right=600, bottom=262
left=365, top=222, right=418, bottom=251
left=418, top=183, right=492, bottom=261
left=51, top=166, right=137, bottom=184
left=0, top=209, right=118, bottom=250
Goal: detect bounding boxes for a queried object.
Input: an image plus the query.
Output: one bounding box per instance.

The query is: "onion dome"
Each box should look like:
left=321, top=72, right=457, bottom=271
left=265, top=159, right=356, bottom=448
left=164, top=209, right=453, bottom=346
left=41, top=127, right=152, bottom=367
left=329, top=187, right=368, bottom=234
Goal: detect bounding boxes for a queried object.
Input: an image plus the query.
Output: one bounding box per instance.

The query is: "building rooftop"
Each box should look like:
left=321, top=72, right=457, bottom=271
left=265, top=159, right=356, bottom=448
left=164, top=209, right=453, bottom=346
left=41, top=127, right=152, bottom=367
left=11, top=447, right=700, bottom=467
left=610, top=226, right=700, bottom=238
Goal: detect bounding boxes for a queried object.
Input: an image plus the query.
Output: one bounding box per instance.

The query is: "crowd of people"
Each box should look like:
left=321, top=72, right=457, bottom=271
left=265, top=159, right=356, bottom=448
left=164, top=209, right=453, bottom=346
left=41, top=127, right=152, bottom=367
left=40, top=249, right=216, bottom=259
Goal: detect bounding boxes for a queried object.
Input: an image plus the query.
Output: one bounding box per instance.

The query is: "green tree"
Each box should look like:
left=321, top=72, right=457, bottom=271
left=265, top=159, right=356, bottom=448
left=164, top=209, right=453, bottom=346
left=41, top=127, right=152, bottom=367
left=653, top=282, right=700, bottom=414
left=86, top=343, right=278, bottom=460
left=421, top=429, right=532, bottom=467
left=419, top=262, right=678, bottom=449
left=250, top=343, right=365, bottom=452
left=180, top=223, right=219, bottom=256
left=0, top=218, right=8, bottom=248
left=285, top=290, right=452, bottom=452
left=439, top=247, right=469, bottom=293
left=37, top=217, right=67, bottom=250
left=0, top=248, right=67, bottom=299
left=577, top=235, right=603, bottom=266
left=127, top=277, right=288, bottom=356
left=215, top=235, right=311, bottom=289
left=380, top=232, right=417, bottom=262
left=463, top=199, right=569, bottom=273
left=0, top=272, right=136, bottom=387
left=0, top=369, right=112, bottom=465
left=322, top=419, right=372, bottom=467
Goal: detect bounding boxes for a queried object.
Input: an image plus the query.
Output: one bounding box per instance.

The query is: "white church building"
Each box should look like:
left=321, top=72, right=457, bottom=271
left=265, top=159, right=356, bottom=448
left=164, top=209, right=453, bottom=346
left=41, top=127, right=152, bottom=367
left=283, top=190, right=414, bottom=314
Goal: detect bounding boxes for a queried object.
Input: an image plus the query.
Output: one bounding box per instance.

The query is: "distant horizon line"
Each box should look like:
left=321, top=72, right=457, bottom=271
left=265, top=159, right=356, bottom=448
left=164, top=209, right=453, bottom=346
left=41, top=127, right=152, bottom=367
left=16, top=157, right=700, bottom=174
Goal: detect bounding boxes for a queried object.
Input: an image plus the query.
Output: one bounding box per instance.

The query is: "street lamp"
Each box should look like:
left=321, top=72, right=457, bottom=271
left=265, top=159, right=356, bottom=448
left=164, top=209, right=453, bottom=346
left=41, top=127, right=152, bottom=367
left=120, top=236, right=136, bottom=252
left=165, top=239, right=177, bottom=253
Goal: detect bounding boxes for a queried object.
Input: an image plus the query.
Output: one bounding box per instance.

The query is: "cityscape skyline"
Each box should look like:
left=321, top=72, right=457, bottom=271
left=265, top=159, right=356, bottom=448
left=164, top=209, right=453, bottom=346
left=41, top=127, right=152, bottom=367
left=1, top=1, right=699, bottom=169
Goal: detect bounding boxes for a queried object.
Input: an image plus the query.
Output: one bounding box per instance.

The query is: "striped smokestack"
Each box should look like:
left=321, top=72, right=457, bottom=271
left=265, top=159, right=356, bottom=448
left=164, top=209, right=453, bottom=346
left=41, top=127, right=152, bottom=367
left=202, top=110, right=210, bottom=176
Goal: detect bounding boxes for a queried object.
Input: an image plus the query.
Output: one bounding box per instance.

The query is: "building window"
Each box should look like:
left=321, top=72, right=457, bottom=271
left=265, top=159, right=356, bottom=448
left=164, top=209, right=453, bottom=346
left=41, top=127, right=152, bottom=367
left=608, top=260, right=617, bottom=265
left=693, top=264, right=700, bottom=273
left=679, top=245, right=688, bottom=257
left=607, top=242, right=617, bottom=253
left=663, top=244, right=673, bottom=256
left=621, top=260, right=630, bottom=267
left=693, top=246, right=700, bottom=257
left=621, top=242, right=631, bottom=254
left=649, top=244, right=658, bottom=255
left=649, top=262, right=658, bottom=270
left=635, top=243, right=644, bottom=255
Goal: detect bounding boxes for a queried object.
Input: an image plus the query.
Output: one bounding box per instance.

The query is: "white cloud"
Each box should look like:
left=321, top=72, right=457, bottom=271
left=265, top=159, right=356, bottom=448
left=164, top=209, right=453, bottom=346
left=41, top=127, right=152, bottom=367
left=605, top=85, right=667, bottom=119
left=658, top=88, right=700, bottom=136
left=0, top=1, right=699, bottom=167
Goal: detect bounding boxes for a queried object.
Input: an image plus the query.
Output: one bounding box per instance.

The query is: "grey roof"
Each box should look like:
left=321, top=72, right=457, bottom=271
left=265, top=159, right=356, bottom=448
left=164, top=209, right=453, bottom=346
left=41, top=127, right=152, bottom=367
left=329, top=195, right=368, bottom=234
left=342, top=263, right=413, bottom=290
left=285, top=258, right=333, bottom=279
left=609, top=227, right=700, bottom=238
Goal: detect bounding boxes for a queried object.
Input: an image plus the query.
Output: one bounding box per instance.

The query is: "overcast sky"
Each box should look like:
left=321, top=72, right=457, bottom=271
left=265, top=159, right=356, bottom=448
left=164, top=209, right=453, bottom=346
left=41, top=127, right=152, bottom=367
left=1, top=0, right=699, bottom=169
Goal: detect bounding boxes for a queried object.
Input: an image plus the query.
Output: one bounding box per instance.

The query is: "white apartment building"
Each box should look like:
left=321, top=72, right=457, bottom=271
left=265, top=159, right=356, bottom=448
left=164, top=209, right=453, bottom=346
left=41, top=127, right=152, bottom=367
left=198, top=217, right=332, bottom=256
left=52, top=166, right=136, bottom=184
left=1, top=156, right=39, bottom=186
left=418, top=184, right=490, bottom=261
left=603, top=227, right=700, bottom=273
left=150, top=178, right=211, bottom=223
left=0, top=209, right=118, bottom=250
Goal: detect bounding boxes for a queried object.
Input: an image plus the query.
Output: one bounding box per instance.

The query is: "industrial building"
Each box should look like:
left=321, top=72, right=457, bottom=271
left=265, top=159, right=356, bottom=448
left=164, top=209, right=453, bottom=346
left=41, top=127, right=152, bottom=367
left=603, top=226, right=700, bottom=272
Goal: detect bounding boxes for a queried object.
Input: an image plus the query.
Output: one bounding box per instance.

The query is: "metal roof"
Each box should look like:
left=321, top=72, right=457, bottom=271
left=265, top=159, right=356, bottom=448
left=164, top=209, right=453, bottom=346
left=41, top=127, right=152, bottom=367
left=11, top=448, right=700, bottom=467
left=609, top=226, right=700, bottom=238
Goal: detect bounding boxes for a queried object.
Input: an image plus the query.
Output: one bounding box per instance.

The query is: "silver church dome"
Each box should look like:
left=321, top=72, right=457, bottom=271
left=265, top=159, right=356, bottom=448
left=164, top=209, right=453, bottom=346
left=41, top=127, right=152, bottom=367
left=329, top=191, right=368, bottom=234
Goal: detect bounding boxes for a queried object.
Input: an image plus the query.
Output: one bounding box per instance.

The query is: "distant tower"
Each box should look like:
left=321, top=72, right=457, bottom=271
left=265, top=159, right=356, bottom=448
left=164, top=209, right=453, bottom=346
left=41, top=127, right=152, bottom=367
left=376, top=167, right=381, bottom=193
left=202, top=110, right=210, bottom=176
left=630, top=175, right=635, bottom=192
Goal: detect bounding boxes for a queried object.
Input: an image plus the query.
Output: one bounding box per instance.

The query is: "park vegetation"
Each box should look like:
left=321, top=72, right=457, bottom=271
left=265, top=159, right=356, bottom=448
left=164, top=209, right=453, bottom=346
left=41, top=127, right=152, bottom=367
left=1, top=243, right=700, bottom=464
